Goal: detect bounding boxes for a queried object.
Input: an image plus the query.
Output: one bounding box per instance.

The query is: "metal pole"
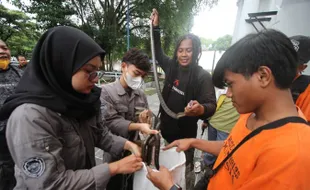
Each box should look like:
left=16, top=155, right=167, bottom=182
left=211, top=50, right=216, bottom=74
left=126, top=0, right=130, bottom=50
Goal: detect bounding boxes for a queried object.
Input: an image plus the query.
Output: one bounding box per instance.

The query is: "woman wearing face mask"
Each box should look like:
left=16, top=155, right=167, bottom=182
left=0, top=26, right=142, bottom=190
left=100, top=48, right=157, bottom=190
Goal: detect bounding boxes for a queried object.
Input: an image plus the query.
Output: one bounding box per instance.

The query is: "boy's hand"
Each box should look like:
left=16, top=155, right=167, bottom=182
left=147, top=166, right=174, bottom=190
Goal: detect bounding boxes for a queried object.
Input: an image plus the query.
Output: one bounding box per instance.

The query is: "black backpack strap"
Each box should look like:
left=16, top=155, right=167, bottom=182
left=291, top=75, right=310, bottom=103
left=212, top=116, right=308, bottom=175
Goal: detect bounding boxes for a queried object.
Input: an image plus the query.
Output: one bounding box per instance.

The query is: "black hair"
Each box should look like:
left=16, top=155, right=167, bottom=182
left=212, top=29, right=298, bottom=89
left=172, top=33, right=202, bottom=65
left=122, top=48, right=150, bottom=72
left=18, top=55, right=26, bottom=59
left=162, top=33, right=202, bottom=107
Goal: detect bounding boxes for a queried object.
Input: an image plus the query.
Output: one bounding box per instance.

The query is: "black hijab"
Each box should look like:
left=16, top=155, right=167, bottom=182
left=0, top=26, right=105, bottom=120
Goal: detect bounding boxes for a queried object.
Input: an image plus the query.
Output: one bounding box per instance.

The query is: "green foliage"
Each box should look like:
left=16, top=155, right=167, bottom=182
left=9, top=0, right=76, bottom=29
left=8, top=0, right=219, bottom=70
left=0, top=4, right=39, bottom=57
left=200, top=37, right=214, bottom=50
left=210, top=34, right=232, bottom=51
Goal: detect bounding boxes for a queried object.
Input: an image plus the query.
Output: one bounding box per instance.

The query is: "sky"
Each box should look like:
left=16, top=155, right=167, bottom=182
left=191, top=0, right=238, bottom=40
left=2, top=1, right=19, bottom=10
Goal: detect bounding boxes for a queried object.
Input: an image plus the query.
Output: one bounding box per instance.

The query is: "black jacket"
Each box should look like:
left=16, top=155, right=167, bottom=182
left=0, top=64, right=23, bottom=161
left=0, top=64, right=23, bottom=190
left=154, top=28, right=216, bottom=142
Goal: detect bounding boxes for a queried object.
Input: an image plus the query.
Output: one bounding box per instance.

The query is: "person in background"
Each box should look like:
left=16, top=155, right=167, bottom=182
left=202, top=88, right=239, bottom=167
left=290, top=35, right=310, bottom=121
left=0, top=39, right=24, bottom=190
left=17, top=55, right=28, bottom=70
left=151, top=9, right=216, bottom=189
left=147, top=29, right=310, bottom=190
left=100, top=48, right=158, bottom=190
left=0, top=26, right=142, bottom=190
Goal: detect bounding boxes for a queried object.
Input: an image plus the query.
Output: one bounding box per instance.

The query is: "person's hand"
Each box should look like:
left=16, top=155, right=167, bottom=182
left=150, top=8, right=159, bottom=26
left=109, top=154, right=143, bottom=175
left=184, top=100, right=204, bottom=117
left=201, top=122, right=208, bottom=130
left=139, top=109, right=152, bottom=124
left=139, top=123, right=159, bottom=135
left=124, top=141, right=141, bottom=157
left=163, top=138, right=194, bottom=152
left=147, top=166, right=174, bottom=190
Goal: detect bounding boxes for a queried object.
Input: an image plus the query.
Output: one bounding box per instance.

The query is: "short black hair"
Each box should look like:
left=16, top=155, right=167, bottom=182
left=122, top=48, right=150, bottom=72
left=213, top=29, right=298, bottom=89
left=18, top=55, right=26, bottom=59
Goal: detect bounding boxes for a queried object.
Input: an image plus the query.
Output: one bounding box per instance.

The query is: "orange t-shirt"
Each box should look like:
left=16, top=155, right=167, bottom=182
left=296, top=84, right=310, bottom=121
left=208, top=114, right=310, bottom=190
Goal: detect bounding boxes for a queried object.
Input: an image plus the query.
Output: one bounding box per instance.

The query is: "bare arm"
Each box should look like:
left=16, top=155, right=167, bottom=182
left=164, top=138, right=224, bottom=156
left=191, top=139, right=224, bottom=156
left=151, top=8, right=173, bottom=73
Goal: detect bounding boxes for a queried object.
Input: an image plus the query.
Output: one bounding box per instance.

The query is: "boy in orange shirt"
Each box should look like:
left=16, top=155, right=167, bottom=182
left=147, top=29, right=310, bottom=190
left=290, top=35, right=310, bottom=121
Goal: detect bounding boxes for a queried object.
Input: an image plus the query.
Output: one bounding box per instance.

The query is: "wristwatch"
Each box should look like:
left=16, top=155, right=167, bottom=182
left=170, top=184, right=182, bottom=190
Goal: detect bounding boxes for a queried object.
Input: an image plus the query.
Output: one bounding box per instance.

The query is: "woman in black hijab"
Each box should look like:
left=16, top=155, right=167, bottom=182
left=0, top=26, right=142, bottom=189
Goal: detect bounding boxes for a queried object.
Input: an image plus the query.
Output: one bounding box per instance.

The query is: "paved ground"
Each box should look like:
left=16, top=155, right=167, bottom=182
left=95, top=90, right=208, bottom=165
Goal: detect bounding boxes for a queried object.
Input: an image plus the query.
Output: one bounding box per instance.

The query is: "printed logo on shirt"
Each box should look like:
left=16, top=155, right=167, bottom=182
left=173, top=79, right=180, bottom=87
left=222, top=136, right=240, bottom=184
left=172, top=86, right=184, bottom=96
left=22, top=157, right=45, bottom=178
left=0, top=83, right=16, bottom=88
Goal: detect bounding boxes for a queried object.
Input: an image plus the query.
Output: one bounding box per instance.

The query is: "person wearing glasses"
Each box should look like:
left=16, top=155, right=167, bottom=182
left=0, top=26, right=143, bottom=189
left=100, top=48, right=158, bottom=190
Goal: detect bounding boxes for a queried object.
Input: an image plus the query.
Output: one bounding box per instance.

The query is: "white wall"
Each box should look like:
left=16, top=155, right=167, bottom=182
left=199, top=51, right=225, bottom=72
left=232, top=0, right=310, bottom=74
left=232, top=0, right=261, bottom=43
left=271, top=0, right=310, bottom=74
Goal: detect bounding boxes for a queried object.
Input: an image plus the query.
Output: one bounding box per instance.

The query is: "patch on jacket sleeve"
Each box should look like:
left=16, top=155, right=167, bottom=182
left=22, top=157, right=45, bottom=178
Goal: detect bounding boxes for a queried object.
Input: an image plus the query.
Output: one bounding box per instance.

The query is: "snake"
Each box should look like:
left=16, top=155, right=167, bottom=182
left=149, top=20, right=186, bottom=119
left=141, top=19, right=188, bottom=170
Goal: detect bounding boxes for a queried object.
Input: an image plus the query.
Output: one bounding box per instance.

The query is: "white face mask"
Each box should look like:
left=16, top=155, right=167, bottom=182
left=124, top=70, right=143, bottom=90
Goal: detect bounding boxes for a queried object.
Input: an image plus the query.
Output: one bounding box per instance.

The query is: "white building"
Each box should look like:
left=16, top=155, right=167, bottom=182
left=232, top=0, right=310, bottom=74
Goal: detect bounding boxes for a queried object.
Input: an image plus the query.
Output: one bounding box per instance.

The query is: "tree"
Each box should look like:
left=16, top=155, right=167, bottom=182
left=0, top=4, right=39, bottom=57
left=9, top=0, right=219, bottom=70
left=0, top=4, right=36, bottom=41
left=200, top=37, right=214, bottom=50
left=9, top=0, right=76, bottom=29
left=210, top=34, right=232, bottom=51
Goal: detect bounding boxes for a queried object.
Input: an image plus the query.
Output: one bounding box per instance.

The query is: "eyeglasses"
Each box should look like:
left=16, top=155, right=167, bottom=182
left=88, top=71, right=103, bottom=81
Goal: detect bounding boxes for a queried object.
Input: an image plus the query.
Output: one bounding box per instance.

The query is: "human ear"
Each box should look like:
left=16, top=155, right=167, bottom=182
left=121, top=62, right=127, bottom=73
left=257, top=66, right=272, bottom=88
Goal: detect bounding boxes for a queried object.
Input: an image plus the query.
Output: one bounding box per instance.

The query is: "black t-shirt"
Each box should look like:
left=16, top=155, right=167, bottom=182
left=0, top=65, right=23, bottom=160
left=161, top=66, right=198, bottom=142
left=153, top=27, right=217, bottom=143
left=166, top=66, right=190, bottom=113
